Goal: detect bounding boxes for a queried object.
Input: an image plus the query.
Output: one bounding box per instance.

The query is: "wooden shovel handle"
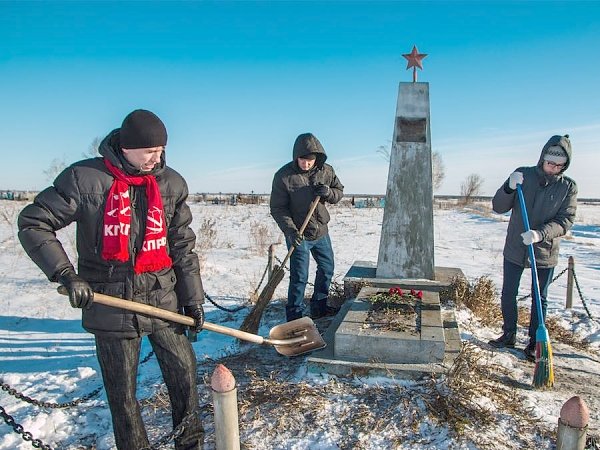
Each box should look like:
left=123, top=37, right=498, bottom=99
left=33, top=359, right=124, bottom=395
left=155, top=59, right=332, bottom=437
left=298, top=195, right=321, bottom=236
left=280, top=195, right=320, bottom=269
left=58, top=287, right=266, bottom=345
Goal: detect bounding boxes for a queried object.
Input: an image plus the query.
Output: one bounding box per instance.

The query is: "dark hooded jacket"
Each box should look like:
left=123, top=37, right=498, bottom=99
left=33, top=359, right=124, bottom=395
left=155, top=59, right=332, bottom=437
left=18, top=129, right=204, bottom=338
left=270, top=133, right=344, bottom=241
left=492, top=135, right=577, bottom=268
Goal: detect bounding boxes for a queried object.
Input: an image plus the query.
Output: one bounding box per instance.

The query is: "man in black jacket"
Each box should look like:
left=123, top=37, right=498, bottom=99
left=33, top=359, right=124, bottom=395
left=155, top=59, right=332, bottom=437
left=18, top=109, right=205, bottom=449
left=270, top=133, right=344, bottom=322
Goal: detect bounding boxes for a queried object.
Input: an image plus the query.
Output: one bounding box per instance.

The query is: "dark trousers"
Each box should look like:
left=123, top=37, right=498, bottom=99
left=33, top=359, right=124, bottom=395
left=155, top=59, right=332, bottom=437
left=95, top=326, right=203, bottom=450
left=500, top=258, right=554, bottom=344
left=286, top=233, right=335, bottom=321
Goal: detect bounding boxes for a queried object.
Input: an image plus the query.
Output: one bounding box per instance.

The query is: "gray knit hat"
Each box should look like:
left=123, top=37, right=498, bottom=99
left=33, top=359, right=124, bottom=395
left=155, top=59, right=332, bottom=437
left=544, top=145, right=568, bottom=165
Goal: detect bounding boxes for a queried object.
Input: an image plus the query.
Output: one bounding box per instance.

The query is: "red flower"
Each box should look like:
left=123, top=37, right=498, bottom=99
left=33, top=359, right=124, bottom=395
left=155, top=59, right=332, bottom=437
left=410, top=289, right=417, bottom=296
left=388, top=287, right=403, bottom=296
left=416, top=290, right=423, bottom=299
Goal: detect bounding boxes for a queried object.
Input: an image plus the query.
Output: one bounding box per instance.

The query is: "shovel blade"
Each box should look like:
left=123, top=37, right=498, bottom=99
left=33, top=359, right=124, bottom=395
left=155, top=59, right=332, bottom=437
left=269, top=317, right=326, bottom=357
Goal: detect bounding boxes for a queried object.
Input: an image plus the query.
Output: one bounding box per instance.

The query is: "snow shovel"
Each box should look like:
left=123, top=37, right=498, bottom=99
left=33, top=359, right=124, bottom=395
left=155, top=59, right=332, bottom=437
left=240, top=196, right=321, bottom=334
left=58, top=287, right=326, bottom=356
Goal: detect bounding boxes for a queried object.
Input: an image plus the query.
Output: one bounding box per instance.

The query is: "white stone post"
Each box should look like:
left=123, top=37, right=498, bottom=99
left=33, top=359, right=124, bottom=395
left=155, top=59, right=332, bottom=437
left=211, top=364, right=240, bottom=450
left=556, top=395, right=589, bottom=450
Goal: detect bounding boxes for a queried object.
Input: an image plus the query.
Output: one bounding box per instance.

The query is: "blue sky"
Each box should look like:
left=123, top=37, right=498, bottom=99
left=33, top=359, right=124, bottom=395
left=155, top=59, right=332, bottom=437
left=1, top=1, right=599, bottom=197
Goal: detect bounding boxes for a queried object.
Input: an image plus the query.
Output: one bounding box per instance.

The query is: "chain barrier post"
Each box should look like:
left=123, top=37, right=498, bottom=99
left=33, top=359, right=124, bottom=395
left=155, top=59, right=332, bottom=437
left=566, top=256, right=575, bottom=309
left=211, top=364, right=240, bottom=450
left=557, top=395, right=589, bottom=450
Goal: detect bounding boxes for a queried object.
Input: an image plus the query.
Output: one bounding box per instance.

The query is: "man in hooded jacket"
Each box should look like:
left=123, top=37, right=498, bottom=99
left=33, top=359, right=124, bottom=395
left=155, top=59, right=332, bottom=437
left=18, top=109, right=205, bottom=449
left=270, top=133, right=344, bottom=322
left=488, top=134, right=577, bottom=361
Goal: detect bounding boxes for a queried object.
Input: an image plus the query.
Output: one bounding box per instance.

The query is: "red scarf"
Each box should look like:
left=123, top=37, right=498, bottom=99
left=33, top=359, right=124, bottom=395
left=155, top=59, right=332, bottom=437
left=102, top=158, right=172, bottom=274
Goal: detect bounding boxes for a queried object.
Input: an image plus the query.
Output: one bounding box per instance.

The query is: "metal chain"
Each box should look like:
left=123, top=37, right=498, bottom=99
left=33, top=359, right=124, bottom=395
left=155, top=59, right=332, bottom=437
left=1, top=401, right=211, bottom=450
left=0, top=349, right=155, bottom=410
left=0, top=405, right=53, bottom=450
left=139, top=402, right=211, bottom=450
left=517, top=266, right=568, bottom=302
left=0, top=345, right=192, bottom=449
left=1, top=382, right=102, bottom=409
left=572, top=268, right=597, bottom=321
left=515, top=264, right=598, bottom=324
left=204, top=292, right=246, bottom=313
left=140, top=350, right=155, bottom=365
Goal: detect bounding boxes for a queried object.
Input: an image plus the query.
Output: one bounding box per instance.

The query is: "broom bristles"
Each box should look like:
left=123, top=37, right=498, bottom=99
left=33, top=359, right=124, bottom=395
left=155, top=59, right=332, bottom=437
left=239, top=266, right=286, bottom=334
left=533, top=339, right=554, bottom=388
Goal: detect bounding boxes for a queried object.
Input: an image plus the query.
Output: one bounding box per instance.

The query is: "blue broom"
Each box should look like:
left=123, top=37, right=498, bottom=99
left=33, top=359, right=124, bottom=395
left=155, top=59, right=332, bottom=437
left=516, top=183, right=554, bottom=388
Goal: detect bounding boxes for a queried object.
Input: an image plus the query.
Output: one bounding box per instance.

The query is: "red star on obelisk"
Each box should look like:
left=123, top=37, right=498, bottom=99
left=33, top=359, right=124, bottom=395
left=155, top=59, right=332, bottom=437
left=402, top=45, right=427, bottom=82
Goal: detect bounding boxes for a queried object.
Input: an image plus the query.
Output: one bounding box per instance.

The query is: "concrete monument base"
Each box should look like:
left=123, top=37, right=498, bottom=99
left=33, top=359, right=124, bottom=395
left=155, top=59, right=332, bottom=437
left=307, top=297, right=461, bottom=378
left=335, top=286, right=445, bottom=364
left=306, top=261, right=464, bottom=378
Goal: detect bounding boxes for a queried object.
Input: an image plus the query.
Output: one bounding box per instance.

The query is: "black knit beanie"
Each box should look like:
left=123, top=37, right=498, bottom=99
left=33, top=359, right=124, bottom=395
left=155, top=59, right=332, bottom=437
left=120, top=109, right=168, bottom=149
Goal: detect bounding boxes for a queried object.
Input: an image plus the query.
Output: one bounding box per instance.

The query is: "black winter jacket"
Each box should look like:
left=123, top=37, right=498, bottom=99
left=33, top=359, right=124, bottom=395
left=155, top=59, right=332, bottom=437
left=492, top=135, right=577, bottom=268
left=18, top=129, right=204, bottom=338
left=270, top=133, right=344, bottom=241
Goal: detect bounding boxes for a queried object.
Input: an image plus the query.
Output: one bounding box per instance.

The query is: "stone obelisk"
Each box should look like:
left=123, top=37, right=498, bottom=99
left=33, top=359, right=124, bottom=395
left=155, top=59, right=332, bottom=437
left=376, top=46, right=434, bottom=280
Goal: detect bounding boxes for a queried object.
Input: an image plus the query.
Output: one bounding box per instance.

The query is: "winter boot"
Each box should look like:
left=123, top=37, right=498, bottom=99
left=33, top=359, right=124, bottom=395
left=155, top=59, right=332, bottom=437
left=523, top=341, right=536, bottom=362
left=488, top=332, right=516, bottom=349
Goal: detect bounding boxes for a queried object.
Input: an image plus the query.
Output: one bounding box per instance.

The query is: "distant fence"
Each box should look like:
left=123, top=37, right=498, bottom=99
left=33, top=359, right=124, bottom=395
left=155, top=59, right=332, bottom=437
left=0, top=190, right=36, bottom=201
left=4, top=191, right=598, bottom=206
left=189, top=193, right=267, bottom=205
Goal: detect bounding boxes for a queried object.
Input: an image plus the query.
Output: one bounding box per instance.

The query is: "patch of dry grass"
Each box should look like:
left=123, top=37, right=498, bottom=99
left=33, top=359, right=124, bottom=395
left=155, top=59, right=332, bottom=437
left=545, top=316, right=590, bottom=350
left=424, top=343, right=548, bottom=449
left=364, top=291, right=418, bottom=333
left=228, top=344, right=551, bottom=449
left=442, top=276, right=590, bottom=350
left=135, top=276, right=593, bottom=449
left=195, top=217, right=217, bottom=269
left=441, top=276, right=502, bottom=327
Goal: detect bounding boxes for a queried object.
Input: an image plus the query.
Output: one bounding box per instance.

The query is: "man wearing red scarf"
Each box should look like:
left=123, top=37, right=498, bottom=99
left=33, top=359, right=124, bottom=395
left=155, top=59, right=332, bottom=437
left=18, top=110, right=206, bottom=449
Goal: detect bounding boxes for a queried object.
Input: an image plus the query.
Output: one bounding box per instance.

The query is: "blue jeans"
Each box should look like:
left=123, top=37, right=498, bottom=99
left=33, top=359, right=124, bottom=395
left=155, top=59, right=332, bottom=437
left=95, top=326, right=203, bottom=450
left=285, top=233, right=335, bottom=321
left=500, top=258, right=554, bottom=344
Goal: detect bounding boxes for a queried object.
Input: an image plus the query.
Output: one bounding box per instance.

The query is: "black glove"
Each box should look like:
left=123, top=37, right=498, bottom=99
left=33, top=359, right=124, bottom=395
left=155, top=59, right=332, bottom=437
left=58, top=269, right=94, bottom=309
left=184, top=305, right=205, bottom=333
left=314, top=183, right=330, bottom=199
left=289, top=231, right=304, bottom=247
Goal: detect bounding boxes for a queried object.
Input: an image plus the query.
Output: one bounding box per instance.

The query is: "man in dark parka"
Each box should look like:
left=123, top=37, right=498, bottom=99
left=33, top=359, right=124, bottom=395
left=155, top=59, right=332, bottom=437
left=270, top=133, right=344, bottom=321
left=488, top=134, right=577, bottom=361
left=18, top=109, right=205, bottom=449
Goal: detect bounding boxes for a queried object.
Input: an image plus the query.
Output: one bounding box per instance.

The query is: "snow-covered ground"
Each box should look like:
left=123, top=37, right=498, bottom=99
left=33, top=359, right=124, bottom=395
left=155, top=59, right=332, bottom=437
left=1, top=199, right=599, bottom=449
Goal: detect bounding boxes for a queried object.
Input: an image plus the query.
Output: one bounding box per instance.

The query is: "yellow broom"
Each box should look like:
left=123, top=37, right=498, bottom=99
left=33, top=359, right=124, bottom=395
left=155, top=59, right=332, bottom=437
left=517, top=184, right=554, bottom=388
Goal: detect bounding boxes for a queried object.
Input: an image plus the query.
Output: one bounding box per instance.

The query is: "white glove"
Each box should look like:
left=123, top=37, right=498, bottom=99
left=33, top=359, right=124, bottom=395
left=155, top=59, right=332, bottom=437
left=521, top=230, right=542, bottom=245
left=508, top=171, right=524, bottom=190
